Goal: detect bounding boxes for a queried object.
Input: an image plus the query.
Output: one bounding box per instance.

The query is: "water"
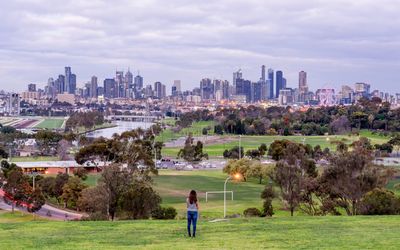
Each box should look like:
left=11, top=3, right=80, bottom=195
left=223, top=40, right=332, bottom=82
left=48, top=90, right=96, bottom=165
left=86, top=121, right=153, bottom=139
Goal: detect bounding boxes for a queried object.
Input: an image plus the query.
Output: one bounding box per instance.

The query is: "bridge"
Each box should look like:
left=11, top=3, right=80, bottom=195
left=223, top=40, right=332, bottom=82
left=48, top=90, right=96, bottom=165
left=106, top=115, right=160, bottom=122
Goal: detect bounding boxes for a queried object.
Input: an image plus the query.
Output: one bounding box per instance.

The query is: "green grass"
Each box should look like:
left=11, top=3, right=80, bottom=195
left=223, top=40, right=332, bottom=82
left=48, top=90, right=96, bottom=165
left=162, top=132, right=390, bottom=158
left=157, top=121, right=215, bottom=142
left=11, top=156, right=58, bottom=162
left=0, top=213, right=399, bottom=249
left=35, top=119, right=65, bottom=129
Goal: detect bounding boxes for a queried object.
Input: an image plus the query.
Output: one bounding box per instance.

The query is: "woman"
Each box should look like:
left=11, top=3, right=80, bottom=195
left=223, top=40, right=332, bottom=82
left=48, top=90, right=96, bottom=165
left=186, top=190, right=199, bottom=237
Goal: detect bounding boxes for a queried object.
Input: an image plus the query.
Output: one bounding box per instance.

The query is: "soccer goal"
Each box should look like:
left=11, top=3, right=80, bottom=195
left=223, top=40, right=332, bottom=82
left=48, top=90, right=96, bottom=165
left=205, top=191, right=233, bottom=202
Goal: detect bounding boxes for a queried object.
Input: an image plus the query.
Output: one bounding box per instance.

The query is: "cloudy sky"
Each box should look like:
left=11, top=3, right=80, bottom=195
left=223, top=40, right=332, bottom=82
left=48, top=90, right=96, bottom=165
left=1, top=0, right=400, bottom=93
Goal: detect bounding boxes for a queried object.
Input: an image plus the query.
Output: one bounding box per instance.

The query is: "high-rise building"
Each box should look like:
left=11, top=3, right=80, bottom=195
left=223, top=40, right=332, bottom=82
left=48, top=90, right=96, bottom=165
left=70, top=74, right=76, bottom=94
left=200, top=78, right=214, bottom=100
left=278, top=88, right=294, bottom=106
left=154, top=82, right=166, bottom=99
left=251, top=81, right=262, bottom=103
left=65, top=67, right=71, bottom=93
left=268, top=68, right=274, bottom=99
left=115, top=71, right=124, bottom=97
left=232, top=69, right=242, bottom=95
left=172, top=80, right=181, bottom=96
left=90, top=76, right=98, bottom=98
left=235, top=78, right=252, bottom=103
left=28, top=84, right=36, bottom=92
left=104, top=78, right=117, bottom=98
left=56, top=75, right=65, bottom=94
left=261, top=65, right=266, bottom=81
left=222, top=80, right=230, bottom=100
left=298, top=71, right=308, bottom=102
left=275, top=70, right=284, bottom=98
left=134, top=74, right=143, bottom=90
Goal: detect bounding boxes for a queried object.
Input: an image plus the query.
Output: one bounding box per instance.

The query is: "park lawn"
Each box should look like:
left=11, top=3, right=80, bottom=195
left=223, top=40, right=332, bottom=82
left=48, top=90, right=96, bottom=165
left=11, top=156, right=58, bottom=162
left=1, top=213, right=400, bottom=249
left=153, top=170, right=269, bottom=218
left=35, top=119, right=65, bottom=129
left=162, top=133, right=390, bottom=158
left=157, top=121, right=215, bottom=142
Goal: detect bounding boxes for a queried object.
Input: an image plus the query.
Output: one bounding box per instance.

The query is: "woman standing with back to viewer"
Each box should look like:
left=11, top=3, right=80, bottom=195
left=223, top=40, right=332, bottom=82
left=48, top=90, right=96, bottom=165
left=187, top=190, right=199, bottom=237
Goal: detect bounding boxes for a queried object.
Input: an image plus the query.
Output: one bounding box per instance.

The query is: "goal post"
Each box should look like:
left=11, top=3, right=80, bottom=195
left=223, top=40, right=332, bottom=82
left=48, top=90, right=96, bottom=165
left=205, top=191, right=233, bottom=202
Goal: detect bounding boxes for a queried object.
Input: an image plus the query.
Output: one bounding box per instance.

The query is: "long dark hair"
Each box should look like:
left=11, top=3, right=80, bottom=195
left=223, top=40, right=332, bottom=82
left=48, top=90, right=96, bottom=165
left=189, top=190, right=197, bottom=204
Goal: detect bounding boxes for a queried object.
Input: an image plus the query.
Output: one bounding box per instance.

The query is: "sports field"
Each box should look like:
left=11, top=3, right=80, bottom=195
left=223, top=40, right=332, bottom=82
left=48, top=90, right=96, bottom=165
left=161, top=130, right=389, bottom=158
left=1, top=211, right=399, bottom=249
left=35, top=119, right=65, bottom=129
left=0, top=117, right=65, bottom=130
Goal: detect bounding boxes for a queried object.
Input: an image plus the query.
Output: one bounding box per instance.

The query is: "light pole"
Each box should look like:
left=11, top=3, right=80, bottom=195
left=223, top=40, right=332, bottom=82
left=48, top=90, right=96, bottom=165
left=238, top=135, right=242, bottom=159
left=30, top=171, right=39, bottom=191
left=224, top=173, right=241, bottom=218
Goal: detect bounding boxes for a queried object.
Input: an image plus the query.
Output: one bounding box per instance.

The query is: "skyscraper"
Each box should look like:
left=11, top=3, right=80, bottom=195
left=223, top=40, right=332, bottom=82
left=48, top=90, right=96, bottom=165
left=222, top=80, right=230, bottom=100
left=115, top=71, right=124, bottom=97
left=200, top=78, right=214, bottom=100
left=232, top=69, right=242, bottom=95
left=57, top=75, right=65, bottom=94
left=104, top=78, right=117, bottom=98
left=261, top=65, right=266, bottom=81
left=268, top=68, right=274, bottom=99
left=298, top=71, right=308, bottom=102
left=275, top=70, right=283, bottom=98
left=28, top=84, right=36, bottom=92
left=65, top=66, right=71, bottom=93
left=90, top=76, right=98, bottom=98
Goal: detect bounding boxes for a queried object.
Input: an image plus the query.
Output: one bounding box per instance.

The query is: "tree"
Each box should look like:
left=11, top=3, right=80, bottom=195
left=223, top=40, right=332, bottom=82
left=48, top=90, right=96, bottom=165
left=359, top=188, right=400, bottom=215
left=247, top=162, right=273, bottom=184
left=223, top=158, right=252, bottom=181
left=223, top=146, right=244, bottom=159
left=100, top=165, right=132, bottom=220
left=78, top=185, right=109, bottom=220
left=57, top=139, right=70, bottom=160
left=61, top=177, right=88, bottom=209
left=53, top=173, right=70, bottom=201
left=35, top=130, right=63, bottom=155
left=271, top=143, right=317, bottom=216
left=73, top=168, right=88, bottom=180
left=177, top=134, right=208, bottom=162
left=319, top=139, right=394, bottom=215
left=261, top=185, right=276, bottom=217
left=121, top=178, right=161, bottom=219
left=0, top=146, right=8, bottom=159
left=268, top=140, right=291, bottom=161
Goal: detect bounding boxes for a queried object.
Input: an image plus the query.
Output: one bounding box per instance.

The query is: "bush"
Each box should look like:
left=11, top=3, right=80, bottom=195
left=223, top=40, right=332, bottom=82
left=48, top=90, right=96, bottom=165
left=243, top=207, right=262, bottom=217
left=152, top=206, right=177, bottom=219
left=360, top=188, right=400, bottom=215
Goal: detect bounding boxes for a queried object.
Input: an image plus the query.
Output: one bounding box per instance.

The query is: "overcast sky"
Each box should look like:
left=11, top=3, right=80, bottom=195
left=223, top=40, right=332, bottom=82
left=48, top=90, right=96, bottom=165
left=1, top=0, right=400, bottom=93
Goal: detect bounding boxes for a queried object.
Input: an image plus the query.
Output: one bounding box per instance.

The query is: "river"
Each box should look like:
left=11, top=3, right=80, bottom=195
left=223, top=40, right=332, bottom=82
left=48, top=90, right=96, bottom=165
left=86, top=121, right=153, bottom=139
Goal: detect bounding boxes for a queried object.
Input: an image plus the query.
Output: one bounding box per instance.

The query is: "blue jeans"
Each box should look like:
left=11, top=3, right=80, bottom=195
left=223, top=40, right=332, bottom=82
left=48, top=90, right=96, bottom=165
left=187, top=211, right=198, bottom=236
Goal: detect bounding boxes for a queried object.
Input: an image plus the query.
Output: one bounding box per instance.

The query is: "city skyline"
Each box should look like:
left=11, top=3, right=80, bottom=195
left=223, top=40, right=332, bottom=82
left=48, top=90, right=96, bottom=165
left=1, top=1, right=400, bottom=92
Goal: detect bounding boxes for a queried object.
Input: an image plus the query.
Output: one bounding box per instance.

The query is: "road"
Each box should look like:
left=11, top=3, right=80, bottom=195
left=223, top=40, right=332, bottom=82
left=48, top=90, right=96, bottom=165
left=0, top=189, right=83, bottom=220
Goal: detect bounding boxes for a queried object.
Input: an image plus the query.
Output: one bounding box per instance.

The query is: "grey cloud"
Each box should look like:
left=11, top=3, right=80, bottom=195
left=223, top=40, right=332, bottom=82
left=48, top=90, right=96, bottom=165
left=1, top=0, right=400, bottom=92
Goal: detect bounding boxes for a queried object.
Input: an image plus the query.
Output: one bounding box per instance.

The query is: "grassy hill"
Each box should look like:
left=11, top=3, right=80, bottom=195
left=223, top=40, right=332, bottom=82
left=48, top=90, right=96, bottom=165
left=1, top=211, right=399, bottom=249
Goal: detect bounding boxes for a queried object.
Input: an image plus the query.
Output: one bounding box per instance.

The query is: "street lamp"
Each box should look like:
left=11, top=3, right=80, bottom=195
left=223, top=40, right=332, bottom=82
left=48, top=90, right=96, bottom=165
left=30, top=171, right=39, bottom=191
left=224, top=173, right=241, bottom=218
left=238, top=135, right=242, bottom=159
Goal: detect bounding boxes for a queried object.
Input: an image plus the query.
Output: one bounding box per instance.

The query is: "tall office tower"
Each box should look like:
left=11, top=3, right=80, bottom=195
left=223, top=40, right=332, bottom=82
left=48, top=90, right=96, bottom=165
left=6, top=93, right=20, bottom=116
left=235, top=78, right=252, bottom=102
left=232, top=69, right=242, bottom=95
left=222, top=80, right=230, bottom=100
left=154, top=82, right=166, bottom=99
left=57, top=75, right=65, bottom=94
left=261, top=80, right=269, bottom=101
left=200, top=78, right=214, bottom=100
left=47, top=78, right=55, bottom=98
left=115, top=71, right=124, bottom=97
left=124, top=70, right=133, bottom=98
left=268, top=68, right=274, bottom=99
left=104, top=78, right=117, bottom=98
left=275, top=70, right=283, bottom=98
left=144, top=85, right=153, bottom=98
left=70, top=74, right=76, bottom=94
left=28, top=83, right=36, bottom=92
left=90, top=76, right=98, bottom=98
left=134, top=74, right=143, bottom=90
left=172, top=80, right=181, bottom=97
left=65, top=66, right=71, bottom=93
left=298, top=71, right=308, bottom=102
left=252, top=81, right=262, bottom=103
left=261, top=65, right=266, bottom=81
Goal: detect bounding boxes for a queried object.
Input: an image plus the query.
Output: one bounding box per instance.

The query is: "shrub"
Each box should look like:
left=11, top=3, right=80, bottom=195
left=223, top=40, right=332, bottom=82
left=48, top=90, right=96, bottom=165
left=152, top=206, right=177, bottom=219
left=243, top=207, right=262, bottom=217
left=360, top=188, right=400, bottom=215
